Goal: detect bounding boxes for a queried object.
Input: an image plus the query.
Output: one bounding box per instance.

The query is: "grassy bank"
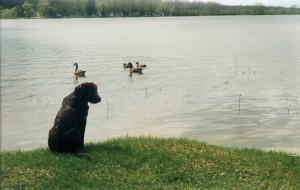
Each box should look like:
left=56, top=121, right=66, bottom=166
left=1, top=137, right=300, bottom=189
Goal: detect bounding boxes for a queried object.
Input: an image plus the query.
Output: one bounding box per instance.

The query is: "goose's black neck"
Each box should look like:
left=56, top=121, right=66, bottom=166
left=74, top=63, right=78, bottom=71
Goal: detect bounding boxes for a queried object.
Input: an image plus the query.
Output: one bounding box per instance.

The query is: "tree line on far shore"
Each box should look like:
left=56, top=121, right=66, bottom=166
left=1, top=0, right=300, bottom=19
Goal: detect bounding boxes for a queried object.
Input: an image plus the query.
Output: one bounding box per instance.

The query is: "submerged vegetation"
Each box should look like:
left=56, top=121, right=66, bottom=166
left=1, top=137, right=300, bottom=189
left=1, top=0, right=300, bottom=19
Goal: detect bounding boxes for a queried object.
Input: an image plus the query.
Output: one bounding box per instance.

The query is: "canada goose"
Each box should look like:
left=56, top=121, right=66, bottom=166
left=136, top=62, right=147, bottom=68
left=123, top=62, right=133, bottom=69
left=128, top=64, right=143, bottom=77
left=73, top=63, right=86, bottom=76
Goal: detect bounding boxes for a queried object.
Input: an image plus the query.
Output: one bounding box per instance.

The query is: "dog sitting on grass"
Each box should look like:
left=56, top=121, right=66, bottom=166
left=48, top=82, right=101, bottom=158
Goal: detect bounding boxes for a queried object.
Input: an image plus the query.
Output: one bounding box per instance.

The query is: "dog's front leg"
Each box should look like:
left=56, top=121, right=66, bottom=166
left=78, top=118, right=87, bottom=148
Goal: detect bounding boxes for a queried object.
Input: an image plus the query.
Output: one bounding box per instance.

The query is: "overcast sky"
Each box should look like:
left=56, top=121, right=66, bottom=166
left=190, top=0, right=300, bottom=7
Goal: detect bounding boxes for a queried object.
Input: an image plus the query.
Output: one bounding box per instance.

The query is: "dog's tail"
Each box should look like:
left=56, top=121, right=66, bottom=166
left=76, top=153, right=93, bottom=160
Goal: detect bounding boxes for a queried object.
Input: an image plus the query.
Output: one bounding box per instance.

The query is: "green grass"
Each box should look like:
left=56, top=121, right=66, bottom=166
left=1, top=137, right=300, bottom=189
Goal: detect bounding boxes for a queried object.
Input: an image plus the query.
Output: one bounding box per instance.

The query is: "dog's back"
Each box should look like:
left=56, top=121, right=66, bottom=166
left=48, top=82, right=101, bottom=153
left=48, top=92, right=88, bottom=153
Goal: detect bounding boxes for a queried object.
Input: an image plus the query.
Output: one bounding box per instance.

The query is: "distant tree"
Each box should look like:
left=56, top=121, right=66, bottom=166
left=2, top=5, right=25, bottom=17
left=253, top=3, right=264, bottom=15
left=0, top=0, right=24, bottom=9
left=22, top=1, right=34, bottom=17
left=86, top=0, right=96, bottom=16
left=1, top=7, right=19, bottom=18
left=36, top=0, right=50, bottom=17
left=156, top=1, right=165, bottom=15
left=95, top=0, right=110, bottom=16
left=1, top=0, right=300, bottom=18
left=290, top=4, right=298, bottom=14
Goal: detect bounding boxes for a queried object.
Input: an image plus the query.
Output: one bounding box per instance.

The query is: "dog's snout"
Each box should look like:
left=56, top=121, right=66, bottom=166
left=91, top=95, right=101, bottom=103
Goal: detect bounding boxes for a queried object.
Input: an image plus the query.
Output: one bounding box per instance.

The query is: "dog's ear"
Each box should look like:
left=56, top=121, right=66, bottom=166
left=75, top=83, right=85, bottom=99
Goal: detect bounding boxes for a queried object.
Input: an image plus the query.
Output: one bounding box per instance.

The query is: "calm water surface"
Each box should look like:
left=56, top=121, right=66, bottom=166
left=1, top=16, right=300, bottom=154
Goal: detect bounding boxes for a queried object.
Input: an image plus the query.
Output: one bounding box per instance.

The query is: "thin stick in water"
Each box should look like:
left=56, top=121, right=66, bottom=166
left=106, top=97, right=109, bottom=119
left=234, top=56, right=237, bottom=74
left=145, top=88, right=148, bottom=98
left=239, top=94, right=241, bottom=115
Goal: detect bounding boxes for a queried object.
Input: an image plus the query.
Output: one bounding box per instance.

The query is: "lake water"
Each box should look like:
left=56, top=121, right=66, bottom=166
left=1, top=16, right=300, bottom=154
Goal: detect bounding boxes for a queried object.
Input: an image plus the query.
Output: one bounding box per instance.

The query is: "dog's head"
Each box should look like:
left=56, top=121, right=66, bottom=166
left=75, top=82, right=101, bottom=104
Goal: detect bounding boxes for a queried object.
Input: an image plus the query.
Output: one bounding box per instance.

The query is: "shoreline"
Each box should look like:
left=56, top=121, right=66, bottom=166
left=2, top=136, right=300, bottom=156
left=2, top=13, right=300, bottom=20
left=1, top=136, right=299, bottom=189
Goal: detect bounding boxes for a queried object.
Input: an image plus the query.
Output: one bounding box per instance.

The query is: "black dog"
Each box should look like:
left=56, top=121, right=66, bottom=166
left=48, top=82, right=101, bottom=153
